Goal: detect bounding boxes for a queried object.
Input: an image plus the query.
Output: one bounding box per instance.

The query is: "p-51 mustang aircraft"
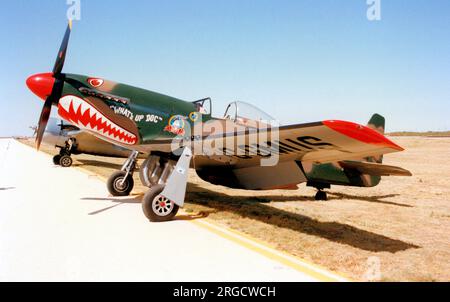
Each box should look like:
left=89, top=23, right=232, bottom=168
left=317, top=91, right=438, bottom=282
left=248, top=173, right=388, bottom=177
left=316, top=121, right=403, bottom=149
left=26, top=22, right=411, bottom=222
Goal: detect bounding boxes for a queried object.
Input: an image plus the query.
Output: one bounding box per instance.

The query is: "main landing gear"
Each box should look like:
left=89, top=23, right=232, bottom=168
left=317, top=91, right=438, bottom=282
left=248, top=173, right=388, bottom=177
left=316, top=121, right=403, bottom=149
left=307, top=181, right=330, bottom=201
left=53, top=139, right=75, bottom=168
left=106, top=148, right=193, bottom=222
left=107, top=151, right=139, bottom=197
left=141, top=184, right=179, bottom=222
left=107, top=147, right=192, bottom=222
left=142, top=148, right=192, bottom=222
left=315, top=190, right=328, bottom=201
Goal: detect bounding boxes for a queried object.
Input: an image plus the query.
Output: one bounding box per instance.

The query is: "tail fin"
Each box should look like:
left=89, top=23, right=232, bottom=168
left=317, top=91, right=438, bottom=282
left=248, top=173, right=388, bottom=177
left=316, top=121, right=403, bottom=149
left=366, top=113, right=386, bottom=163
left=367, top=113, right=385, bottom=135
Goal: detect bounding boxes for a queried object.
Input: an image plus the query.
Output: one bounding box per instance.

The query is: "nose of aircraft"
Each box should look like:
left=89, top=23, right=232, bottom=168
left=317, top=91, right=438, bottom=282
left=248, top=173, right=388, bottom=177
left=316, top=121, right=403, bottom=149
left=26, top=73, right=55, bottom=101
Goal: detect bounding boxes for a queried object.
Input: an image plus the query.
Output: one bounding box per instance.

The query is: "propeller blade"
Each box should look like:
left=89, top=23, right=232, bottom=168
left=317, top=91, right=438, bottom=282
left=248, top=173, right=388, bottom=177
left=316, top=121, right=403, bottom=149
left=52, top=20, right=72, bottom=76
left=35, top=95, right=54, bottom=150
left=32, top=21, right=72, bottom=149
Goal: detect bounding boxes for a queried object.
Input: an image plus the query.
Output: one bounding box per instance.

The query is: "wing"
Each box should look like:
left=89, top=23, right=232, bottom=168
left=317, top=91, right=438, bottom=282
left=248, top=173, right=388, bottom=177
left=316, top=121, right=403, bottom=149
left=191, top=119, right=404, bottom=169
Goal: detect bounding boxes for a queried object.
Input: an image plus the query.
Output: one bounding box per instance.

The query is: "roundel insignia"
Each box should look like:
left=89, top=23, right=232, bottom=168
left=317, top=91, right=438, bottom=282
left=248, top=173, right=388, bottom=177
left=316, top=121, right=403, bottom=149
left=164, top=115, right=186, bottom=136
left=189, top=112, right=199, bottom=122
left=87, top=78, right=104, bottom=88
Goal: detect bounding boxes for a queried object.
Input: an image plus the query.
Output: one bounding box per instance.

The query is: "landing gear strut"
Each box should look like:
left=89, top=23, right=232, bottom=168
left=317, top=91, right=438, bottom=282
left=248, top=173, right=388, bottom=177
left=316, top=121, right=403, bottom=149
left=53, top=139, right=75, bottom=168
left=107, top=151, right=139, bottom=196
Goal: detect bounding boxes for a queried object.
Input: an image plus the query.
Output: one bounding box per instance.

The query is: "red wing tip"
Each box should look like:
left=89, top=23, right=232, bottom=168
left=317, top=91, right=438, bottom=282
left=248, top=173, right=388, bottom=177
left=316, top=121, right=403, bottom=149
left=323, top=120, right=404, bottom=151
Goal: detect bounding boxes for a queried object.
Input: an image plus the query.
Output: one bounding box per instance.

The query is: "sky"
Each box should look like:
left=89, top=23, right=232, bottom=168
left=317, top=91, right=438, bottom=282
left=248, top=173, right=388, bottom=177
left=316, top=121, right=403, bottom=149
left=0, top=0, right=449, bottom=136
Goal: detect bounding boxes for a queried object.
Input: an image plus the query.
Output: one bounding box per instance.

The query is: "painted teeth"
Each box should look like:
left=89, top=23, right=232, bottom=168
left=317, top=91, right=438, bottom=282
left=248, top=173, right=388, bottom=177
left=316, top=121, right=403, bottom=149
left=60, top=97, right=71, bottom=112
left=58, top=95, right=137, bottom=145
left=72, top=100, right=81, bottom=114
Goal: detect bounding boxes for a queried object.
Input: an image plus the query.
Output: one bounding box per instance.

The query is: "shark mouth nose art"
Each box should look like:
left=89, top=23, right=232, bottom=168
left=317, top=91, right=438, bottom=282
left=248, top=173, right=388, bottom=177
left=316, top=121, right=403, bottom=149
left=57, top=95, right=137, bottom=145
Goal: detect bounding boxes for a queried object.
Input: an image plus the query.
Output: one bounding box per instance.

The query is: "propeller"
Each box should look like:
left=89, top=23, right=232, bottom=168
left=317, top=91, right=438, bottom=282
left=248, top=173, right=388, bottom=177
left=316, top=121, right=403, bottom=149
left=33, top=20, right=73, bottom=150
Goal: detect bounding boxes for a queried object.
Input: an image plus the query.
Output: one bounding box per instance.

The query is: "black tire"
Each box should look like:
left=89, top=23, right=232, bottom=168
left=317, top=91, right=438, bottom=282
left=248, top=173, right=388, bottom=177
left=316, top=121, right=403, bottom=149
left=53, top=155, right=61, bottom=165
left=59, top=155, right=73, bottom=168
left=107, top=171, right=134, bottom=197
left=315, top=190, right=328, bottom=201
left=142, top=184, right=179, bottom=222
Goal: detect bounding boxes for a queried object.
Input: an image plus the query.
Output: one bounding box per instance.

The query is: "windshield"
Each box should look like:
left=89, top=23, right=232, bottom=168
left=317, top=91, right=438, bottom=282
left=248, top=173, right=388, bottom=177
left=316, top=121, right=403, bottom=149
left=224, top=101, right=278, bottom=127
left=192, top=98, right=211, bottom=115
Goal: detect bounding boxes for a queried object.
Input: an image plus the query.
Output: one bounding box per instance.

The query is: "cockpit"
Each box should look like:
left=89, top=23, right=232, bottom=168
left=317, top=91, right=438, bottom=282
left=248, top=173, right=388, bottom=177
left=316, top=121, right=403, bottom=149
left=223, top=101, right=278, bottom=128
left=191, top=98, right=279, bottom=130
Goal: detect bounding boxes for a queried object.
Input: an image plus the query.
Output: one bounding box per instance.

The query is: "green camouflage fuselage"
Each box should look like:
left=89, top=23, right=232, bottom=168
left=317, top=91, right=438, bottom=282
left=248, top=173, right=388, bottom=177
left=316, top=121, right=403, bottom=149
left=59, top=74, right=210, bottom=145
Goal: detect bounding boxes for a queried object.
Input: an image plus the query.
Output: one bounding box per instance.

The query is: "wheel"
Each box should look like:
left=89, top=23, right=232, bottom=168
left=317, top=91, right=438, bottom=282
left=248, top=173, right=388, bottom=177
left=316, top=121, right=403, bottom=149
left=53, top=155, right=61, bottom=165
left=142, top=184, right=179, bottom=222
left=107, top=171, right=134, bottom=197
left=315, top=190, right=327, bottom=201
left=59, top=155, right=73, bottom=168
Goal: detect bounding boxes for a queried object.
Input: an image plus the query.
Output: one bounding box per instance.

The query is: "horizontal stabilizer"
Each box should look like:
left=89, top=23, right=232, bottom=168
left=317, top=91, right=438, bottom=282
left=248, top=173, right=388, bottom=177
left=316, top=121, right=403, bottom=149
left=339, top=160, right=412, bottom=176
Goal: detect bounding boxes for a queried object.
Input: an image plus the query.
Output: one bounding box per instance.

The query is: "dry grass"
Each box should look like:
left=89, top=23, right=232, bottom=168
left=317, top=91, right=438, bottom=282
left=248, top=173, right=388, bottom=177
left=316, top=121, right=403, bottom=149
left=387, top=131, right=450, bottom=137
left=19, top=137, right=450, bottom=281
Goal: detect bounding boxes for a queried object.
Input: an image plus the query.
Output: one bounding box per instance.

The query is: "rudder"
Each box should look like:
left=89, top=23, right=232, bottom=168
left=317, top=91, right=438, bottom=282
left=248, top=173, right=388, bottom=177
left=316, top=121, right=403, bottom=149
left=367, top=113, right=385, bottom=135
left=366, top=113, right=385, bottom=163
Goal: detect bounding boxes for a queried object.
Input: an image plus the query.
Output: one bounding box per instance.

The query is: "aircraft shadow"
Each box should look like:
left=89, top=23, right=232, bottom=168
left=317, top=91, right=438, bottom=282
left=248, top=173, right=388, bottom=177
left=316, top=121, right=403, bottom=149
left=175, top=211, right=217, bottom=221
left=191, top=191, right=411, bottom=208
left=327, top=192, right=412, bottom=208
left=186, top=184, right=419, bottom=253
left=81, top=196, right=142, bottom=215
left=76, top=160, right=123, bottom=170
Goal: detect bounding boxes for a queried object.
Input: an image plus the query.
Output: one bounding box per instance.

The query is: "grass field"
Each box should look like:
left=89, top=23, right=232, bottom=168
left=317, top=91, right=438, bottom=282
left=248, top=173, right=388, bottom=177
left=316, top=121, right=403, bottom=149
left=387, top=131, right=450, bottom=137
left=19, top=137, right=450, bottom=281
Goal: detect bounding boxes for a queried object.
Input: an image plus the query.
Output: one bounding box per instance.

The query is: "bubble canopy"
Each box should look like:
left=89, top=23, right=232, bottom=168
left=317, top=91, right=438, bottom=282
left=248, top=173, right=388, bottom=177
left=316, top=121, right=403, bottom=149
left=223, top=101, right=278, bottom=127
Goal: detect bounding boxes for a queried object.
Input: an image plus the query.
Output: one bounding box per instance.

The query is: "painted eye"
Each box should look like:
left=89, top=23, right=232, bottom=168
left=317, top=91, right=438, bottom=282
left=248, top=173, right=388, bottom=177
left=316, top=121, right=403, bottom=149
left=88, top=78, right=104, bottom=88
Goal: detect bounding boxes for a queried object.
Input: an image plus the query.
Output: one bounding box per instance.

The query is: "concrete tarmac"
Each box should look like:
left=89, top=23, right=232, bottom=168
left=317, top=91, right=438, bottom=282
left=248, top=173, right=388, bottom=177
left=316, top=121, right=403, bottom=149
left=0, top=139, right=346, bottom=282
